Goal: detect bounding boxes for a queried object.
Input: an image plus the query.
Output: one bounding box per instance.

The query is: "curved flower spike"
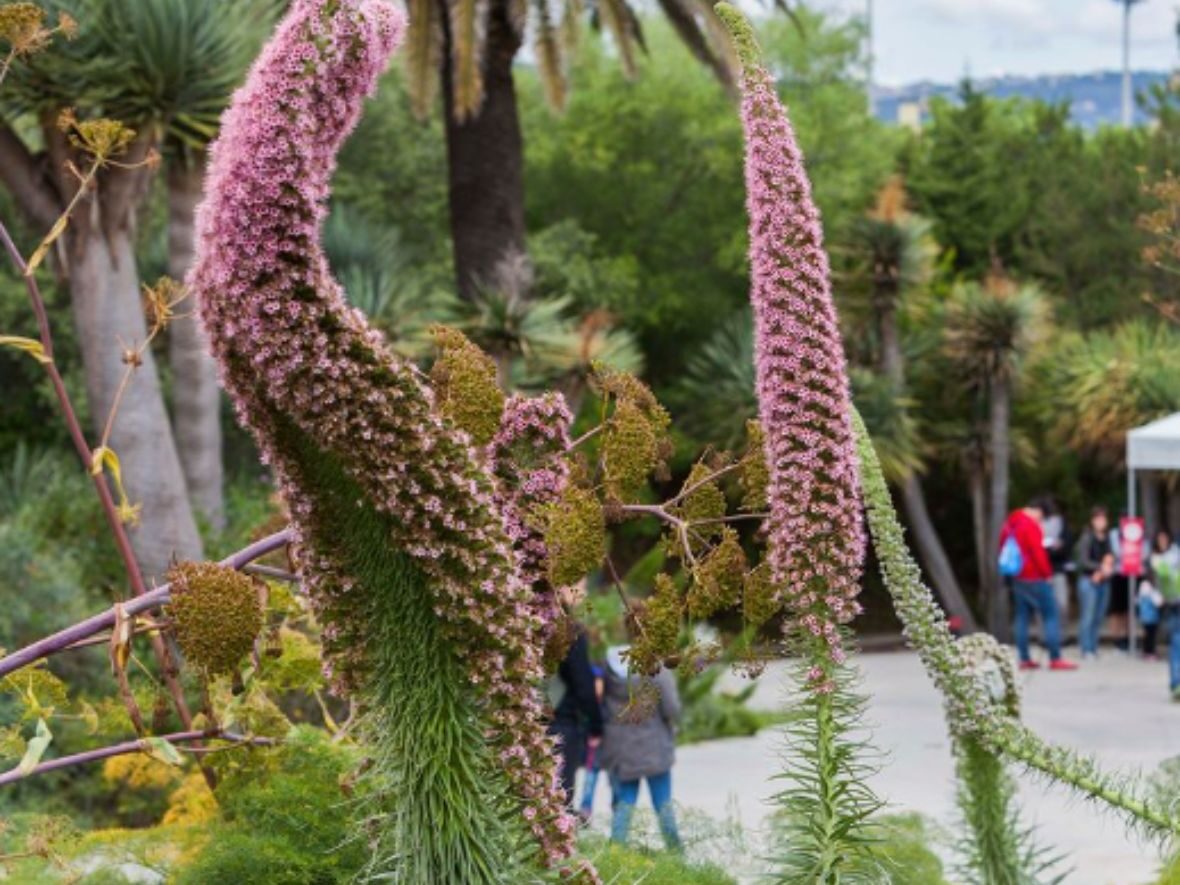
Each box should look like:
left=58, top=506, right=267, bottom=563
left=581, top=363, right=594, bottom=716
left=188, top=0, right=575, bottom=877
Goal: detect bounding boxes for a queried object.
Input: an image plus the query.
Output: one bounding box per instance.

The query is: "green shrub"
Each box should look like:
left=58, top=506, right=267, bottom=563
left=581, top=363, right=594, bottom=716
left=876, top=813, right=950, bottom=885
left=579, top=836, right=736, bottom=884
left=176, top=727, right=367, bottom=884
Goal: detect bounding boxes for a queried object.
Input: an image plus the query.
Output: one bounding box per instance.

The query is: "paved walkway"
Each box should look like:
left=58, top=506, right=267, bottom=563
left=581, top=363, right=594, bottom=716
left=671, top=650, right=1180, bottom=884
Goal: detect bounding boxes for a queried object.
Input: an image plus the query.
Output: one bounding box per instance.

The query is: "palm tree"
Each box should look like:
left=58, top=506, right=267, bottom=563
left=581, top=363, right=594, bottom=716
left=1049, top=319, right=1180, bottom=537
left=0, top=0, right=267, bottom=572
left=942, top=273, right=1049, bottom=636
left=405, top=0, right=796, bottom=300
left=1115, top=0, right=1148, bottom=127
left=846, top=178, right=978, bottom=629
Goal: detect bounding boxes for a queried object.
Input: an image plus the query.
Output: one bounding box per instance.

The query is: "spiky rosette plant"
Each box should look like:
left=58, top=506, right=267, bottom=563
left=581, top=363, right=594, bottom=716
left=716, top=6, right=880, bottom=880
left=186, top=0, right=578, bottom=879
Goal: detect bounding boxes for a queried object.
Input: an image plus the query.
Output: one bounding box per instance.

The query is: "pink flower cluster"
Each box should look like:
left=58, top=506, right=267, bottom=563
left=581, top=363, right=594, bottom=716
left=738, top=57, right=865, bottom=668
left=187, top=0, right=572, bottom=865
left=488, top=393, right=572, bottom=597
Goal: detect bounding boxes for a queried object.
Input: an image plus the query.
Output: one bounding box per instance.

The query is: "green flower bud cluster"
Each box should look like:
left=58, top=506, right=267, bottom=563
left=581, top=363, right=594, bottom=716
left=739, top=420, right=769, bottom=512
left=429, top=326, right=505, bottom=448
left=596, top=367, right=671, bottom=502
left=543, top=486, right=606, bottom=587
left=742, top=562, right=780, bottom=630
left=167, top=562, right=263, bottom=678
left=627, top=574, right=682, bottom=676
left=688, top=528, right=747, bottom=619
left=668, top=463, right=727, bottom=560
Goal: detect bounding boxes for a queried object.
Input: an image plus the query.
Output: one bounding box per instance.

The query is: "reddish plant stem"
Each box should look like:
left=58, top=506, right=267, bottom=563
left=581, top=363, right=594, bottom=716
left=0, top=529, right=292, bottom=679
left=0, top=219, right=148, bottom=599
left=0, top=729, right=274, bottom=787
left=0, top=218, right=207, bottom=774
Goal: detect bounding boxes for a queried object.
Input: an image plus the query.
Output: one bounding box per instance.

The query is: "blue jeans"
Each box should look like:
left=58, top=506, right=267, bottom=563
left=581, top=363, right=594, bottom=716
left=1078, top=576, right=1110, bottom=655
left=610, top=770, right=681, bottom=850
left=1013, top=580, right=1062, bottom=662
left=1166, top=607, right=1180, bottom=691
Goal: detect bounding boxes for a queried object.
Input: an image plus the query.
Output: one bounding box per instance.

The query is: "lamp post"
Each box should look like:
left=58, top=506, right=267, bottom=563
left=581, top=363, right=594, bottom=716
left=866, top=0, right=875, bottom=116
left=1116, top=0, right=1147, bottom=127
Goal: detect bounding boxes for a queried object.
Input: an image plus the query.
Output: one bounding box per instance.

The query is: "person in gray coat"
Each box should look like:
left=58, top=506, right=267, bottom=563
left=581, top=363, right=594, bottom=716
left=600, top=646, right=682, bottom=850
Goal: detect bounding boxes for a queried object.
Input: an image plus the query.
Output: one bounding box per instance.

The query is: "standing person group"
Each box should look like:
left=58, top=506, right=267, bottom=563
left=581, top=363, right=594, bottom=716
left=546, top=621, right=683, bottom=850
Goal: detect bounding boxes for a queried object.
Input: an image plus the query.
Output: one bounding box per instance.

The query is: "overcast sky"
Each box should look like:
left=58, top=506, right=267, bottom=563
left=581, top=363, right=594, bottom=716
left=822, top=0, right=1179, bottom=85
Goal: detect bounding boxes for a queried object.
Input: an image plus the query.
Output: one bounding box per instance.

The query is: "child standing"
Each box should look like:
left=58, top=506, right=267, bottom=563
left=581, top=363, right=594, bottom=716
left=1138, top=580, right=1163, bottom=660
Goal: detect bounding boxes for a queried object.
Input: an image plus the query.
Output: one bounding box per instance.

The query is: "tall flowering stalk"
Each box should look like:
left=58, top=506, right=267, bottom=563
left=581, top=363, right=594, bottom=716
left=187, top=0, right=575, bottom=878
left=717, top=6, right=880, bottom=881
left=718, top=5, right=864, bottom=681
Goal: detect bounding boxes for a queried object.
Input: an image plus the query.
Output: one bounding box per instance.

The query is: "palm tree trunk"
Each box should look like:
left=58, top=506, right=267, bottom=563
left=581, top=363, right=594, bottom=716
left=899, top=475, right=977, bottom=628
left=68, top=217, right=203, bottom=580
left=968, top=466, right=988, bottom=599
left=168, top=158, right=225, bottom=531
left=440, top=0, right=526, bottom=301
left=986, top=377, right=1011, bottom=640
left=879, top=303, right=977, bottom=629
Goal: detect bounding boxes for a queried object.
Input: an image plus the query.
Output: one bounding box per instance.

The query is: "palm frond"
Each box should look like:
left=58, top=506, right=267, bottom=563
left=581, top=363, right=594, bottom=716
left=850, top=368, right=925, bottom=484
left=942, top=276, right=1050, bottom=386
left=532, top=0, right=567, bottom=111
left=405, top=0, right=444, bottom=119
left=595, top=0, right=642, bottom=78
left=669, top=307, right=757, bottom=449
left=1047, top=319, right=1180, bottom=465
left=448, top=0, right=486, bottom=120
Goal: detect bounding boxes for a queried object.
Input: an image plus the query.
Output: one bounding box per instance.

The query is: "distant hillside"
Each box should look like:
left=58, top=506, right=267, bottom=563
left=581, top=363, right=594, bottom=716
left=874, top=70, right=1172, bottom=129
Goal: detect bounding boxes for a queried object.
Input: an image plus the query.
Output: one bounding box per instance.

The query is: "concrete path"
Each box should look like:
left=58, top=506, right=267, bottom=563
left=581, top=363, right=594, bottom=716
left=669, top=649, right=1180, bottom=884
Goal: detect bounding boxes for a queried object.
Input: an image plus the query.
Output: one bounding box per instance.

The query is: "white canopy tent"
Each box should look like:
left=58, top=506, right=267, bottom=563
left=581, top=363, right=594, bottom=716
left=1125, top=413, right=1180, bottom=654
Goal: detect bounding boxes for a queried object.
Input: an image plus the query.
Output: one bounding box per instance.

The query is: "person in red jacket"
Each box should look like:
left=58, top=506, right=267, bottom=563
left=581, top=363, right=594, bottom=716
left=999, top=498, right=1078, bottom=671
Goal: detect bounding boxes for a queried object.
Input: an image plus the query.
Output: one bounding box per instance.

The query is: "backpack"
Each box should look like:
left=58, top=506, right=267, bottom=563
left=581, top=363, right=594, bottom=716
left=998, top=535, right=1024, bottom=578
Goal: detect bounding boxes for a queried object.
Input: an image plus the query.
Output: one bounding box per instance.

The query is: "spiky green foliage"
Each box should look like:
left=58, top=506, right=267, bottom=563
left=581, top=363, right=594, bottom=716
left=177, top=727, right=367, bottom=884
left=854, top=407, right=1180, bottom=849
left=1046, top=319, right=1180, bottom=465
left=954, top=736, right=1065, bottom=885
left=941, top=277, right=1050, bottom=389
left=277, top=422, right=543, bottom=883
left=4, top=0, right=272, bottom=152
left=769, top=645, right=883, bottom=884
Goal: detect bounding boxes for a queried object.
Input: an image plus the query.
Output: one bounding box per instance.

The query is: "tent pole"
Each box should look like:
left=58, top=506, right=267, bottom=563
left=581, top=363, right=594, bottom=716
left=1128, top=467, right=1137, bottom=657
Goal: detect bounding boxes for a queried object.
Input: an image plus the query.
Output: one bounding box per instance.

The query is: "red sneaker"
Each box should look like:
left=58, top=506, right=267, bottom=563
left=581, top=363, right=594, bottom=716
left=1049, top=659, right=1078, bottom=671
left=1019, top=660, right=1041, bottom=671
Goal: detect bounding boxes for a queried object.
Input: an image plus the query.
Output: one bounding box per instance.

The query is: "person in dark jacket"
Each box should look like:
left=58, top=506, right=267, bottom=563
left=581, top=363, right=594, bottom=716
left=1075, top=506, right=1115, bottom=659
left=548, top=628, right=604, bottom=804
left=600, top=646, right=682, bottom=850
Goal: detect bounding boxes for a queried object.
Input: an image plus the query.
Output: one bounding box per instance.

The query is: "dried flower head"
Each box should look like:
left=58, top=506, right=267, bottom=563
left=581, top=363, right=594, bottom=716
left=57, top=110, right=135, bottom=163
left=430, top=325, right=505, bottom=447
left=142, top=277, right=184, bottom=336
left=167, top=562, right=263, bottom=677
left=0, top=3, right=53, bottom=56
